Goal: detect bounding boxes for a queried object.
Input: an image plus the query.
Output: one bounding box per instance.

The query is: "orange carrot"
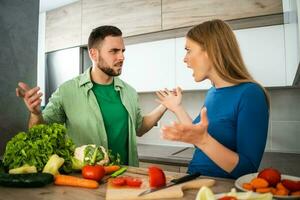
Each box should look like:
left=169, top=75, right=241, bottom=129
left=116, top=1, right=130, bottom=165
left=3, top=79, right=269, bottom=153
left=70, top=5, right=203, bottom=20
left=270, top=187, right=277, bottom=195
left=291, top=191, right=300, bottom=196
left=104, top=165, right=121, bottom=174
left=276, top=182, right=289, bottom=191
left=275, top=189, right=289, bottom=196
left=256, top=187, right=272, bottom=193
left=242, top=183, right=253, bottom=191
left=55, top=175, right=99, bottom=189
left=250, top=178, right=269, bottom=189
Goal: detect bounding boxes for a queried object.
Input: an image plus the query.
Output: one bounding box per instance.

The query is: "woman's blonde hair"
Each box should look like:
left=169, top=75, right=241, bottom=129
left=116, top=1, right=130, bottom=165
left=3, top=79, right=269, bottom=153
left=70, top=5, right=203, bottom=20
left=186, top=19, right=270, bottom=108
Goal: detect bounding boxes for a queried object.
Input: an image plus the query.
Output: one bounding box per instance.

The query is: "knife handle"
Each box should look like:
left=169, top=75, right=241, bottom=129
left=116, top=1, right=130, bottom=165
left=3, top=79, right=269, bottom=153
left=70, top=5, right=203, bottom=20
left=170, top=172, right=201, bottom=184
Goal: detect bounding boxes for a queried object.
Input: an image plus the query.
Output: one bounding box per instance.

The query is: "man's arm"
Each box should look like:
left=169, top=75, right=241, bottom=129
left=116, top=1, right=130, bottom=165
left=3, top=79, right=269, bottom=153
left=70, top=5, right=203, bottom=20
left=16, top=82, right=44, bottom=128
left=28, top=113, right=45, bottom=128
left=137, top=104, right=167, bottom=136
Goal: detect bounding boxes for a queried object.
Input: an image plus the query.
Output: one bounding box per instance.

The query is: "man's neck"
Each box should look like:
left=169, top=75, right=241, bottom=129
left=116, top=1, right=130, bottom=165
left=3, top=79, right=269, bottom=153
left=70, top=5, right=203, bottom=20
left=91, top=65, right=113, bottom=85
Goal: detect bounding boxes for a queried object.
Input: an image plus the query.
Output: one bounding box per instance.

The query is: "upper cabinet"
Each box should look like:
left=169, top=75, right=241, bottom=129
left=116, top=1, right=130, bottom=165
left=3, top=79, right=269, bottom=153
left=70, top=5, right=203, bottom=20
left=120, top=39, right=175, bottom=92
left=162, top=0, right=283, bottom=30
left=45, top=0, right=284, bottom=52
left=234, top=25, right=286, bottom=87
left=81, top=0, right=161, bottom=45
left=45, top=1, right=81, bottom=52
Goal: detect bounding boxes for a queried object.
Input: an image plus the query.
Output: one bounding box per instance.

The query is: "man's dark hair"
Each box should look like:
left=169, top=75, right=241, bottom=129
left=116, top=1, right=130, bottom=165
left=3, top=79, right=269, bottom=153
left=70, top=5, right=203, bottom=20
left=88, top=25, right=122, bottom=50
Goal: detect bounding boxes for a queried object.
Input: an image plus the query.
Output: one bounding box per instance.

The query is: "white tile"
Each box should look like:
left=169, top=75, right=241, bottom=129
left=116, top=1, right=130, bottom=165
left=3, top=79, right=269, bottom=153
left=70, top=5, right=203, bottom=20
left=271, top=121, right=300, bottom=153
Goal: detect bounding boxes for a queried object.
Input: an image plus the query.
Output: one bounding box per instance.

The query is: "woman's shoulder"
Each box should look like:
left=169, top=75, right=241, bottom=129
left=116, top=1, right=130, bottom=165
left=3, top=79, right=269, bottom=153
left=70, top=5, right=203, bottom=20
left=238, top=82, right=265, bottom=96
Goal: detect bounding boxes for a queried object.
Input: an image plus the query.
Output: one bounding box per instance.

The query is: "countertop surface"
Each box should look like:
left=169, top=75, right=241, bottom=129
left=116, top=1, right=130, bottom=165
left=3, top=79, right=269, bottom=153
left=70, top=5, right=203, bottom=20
left=137, top=144, right=192, bottom=166
left=137, top=144, right=300, bottom=177
left=0, top=167, right=234, bottom=200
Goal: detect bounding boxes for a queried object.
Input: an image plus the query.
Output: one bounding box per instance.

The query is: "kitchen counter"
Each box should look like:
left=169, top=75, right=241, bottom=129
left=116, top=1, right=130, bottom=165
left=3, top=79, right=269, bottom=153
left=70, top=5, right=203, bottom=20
left=138, top=144, right=192, bottom=166
left=0, top=166, right=234, bottom=200
left=138, top=144, right=300, bottom=177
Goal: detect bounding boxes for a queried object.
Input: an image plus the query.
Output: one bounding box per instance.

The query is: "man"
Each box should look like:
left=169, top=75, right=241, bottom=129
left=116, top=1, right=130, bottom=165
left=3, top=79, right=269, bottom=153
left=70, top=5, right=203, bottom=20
left=16, top=26, right=167, bottom=166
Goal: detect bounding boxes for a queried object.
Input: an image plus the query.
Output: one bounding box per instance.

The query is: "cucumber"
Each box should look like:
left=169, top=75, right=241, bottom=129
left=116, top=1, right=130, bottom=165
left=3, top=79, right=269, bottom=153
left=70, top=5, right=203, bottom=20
left=0, top=172, right=54, bottom=187
left=0, top=159, right=5, bottom=174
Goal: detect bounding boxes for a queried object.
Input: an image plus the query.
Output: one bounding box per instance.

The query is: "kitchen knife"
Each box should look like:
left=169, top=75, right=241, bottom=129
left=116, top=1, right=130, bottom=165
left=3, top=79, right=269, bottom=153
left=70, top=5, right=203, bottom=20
left=138, top=172, right=201, bottom=196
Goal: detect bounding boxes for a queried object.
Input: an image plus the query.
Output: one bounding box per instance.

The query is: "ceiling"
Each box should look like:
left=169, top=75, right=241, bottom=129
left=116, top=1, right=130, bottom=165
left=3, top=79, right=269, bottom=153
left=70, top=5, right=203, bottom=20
left=39, top=0, right=79, bottom=13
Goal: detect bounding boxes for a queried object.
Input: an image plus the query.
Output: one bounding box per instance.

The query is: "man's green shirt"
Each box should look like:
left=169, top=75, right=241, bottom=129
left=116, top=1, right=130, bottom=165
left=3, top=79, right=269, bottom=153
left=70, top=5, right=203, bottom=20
left=92, top=81, right=129, bottom=165
left=42, top=67, right=143, bottom=166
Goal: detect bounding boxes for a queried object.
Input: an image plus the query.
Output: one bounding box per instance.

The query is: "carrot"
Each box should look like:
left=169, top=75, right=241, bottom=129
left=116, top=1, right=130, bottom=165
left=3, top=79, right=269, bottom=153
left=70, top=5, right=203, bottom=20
left=256, top=187, right=272, bottom=193
left=104, top=165, right=121, bottom=174
left=276, top=182, right=289, bottom=191
left=291, top=191, right=300, bottom=196
left=242, top=183, right=253, bottom=191
left=270, top=187, right=277, bottom=195
left=275, top=189, right=289, bottom=196
left=55, top=175, right=99, bottom=189
left=250, top=178, right=269, bottom=189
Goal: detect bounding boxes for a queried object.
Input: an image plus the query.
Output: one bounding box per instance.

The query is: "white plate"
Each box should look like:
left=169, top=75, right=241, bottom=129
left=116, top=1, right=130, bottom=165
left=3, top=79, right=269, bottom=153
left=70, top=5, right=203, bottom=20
left=235, top=173, right=300, bottom=199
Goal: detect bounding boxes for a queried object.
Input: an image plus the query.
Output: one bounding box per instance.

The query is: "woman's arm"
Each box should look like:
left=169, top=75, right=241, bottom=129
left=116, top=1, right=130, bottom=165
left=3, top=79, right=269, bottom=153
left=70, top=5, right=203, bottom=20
left=156, top=87, right=193, bottom=124
left=162, top=107, right=239, bottom=173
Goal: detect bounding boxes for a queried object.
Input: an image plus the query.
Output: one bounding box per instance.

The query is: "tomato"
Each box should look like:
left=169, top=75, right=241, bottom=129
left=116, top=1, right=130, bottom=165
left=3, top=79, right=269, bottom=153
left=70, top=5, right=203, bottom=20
left=125, top=177, right=142, bottom=187
left=82, top=165, right=105, bottom=181
left=111, top=177, right=126, bottom=186
left=148, top=166, right=166, bottom=188
left=218, top=196, right=237, bottom=200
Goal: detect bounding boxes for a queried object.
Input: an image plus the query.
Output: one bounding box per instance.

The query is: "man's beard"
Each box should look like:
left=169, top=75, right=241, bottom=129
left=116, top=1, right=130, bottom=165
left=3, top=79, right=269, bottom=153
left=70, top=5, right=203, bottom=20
left=97, top=58, right=122, bottom=77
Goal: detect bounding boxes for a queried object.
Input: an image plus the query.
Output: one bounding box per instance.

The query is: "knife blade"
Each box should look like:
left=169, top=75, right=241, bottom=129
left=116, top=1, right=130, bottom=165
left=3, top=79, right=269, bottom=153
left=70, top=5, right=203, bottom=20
left=138, top=172, right=201, bottom=196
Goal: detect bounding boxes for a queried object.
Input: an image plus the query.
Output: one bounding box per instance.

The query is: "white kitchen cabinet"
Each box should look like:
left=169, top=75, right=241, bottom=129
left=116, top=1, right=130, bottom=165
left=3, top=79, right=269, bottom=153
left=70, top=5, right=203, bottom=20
left=234, top=25, right=286, bottom=87
left=175, top=37, right=212, bottom=90
left=120, top=39, right=176, bottom=92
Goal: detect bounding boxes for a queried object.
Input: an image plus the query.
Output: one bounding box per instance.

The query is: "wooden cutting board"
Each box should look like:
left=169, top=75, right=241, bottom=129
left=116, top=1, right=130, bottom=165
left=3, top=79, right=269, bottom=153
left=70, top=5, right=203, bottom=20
left=105, top=177, right=215, bottom=200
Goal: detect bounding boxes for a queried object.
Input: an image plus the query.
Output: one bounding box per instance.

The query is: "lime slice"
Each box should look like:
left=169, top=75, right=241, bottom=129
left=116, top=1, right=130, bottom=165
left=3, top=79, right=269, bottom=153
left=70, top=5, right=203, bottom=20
left=195, top=186, right=215, bottom=200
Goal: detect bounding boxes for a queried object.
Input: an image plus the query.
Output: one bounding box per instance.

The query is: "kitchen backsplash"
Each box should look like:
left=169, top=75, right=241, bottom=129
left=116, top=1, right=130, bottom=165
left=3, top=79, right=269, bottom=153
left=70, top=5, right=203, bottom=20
left=137, top=87, right=300, bottom=154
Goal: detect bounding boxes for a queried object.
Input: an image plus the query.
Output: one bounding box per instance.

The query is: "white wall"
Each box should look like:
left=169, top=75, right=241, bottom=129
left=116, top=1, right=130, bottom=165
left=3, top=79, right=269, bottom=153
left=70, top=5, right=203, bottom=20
left=37, top=12, right=46, bottom=106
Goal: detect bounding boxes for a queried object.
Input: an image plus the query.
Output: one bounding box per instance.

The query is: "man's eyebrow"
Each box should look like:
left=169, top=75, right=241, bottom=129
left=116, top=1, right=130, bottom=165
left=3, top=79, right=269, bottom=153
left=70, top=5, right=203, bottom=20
left=110, top=48, right=125, bottom=52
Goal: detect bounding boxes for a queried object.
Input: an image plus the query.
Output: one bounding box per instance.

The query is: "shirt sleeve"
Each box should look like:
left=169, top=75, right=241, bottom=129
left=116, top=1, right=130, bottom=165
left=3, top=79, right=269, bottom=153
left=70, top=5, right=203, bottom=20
left=230, top=84, right=269, bottom=178
left=135, top=94, right=143, bottom=131
left=42, top=87, right=66, bottom=124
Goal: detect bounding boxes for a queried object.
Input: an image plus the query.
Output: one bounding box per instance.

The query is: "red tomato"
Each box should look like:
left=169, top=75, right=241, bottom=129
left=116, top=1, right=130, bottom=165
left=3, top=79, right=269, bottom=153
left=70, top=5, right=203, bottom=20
left=148, top=166, right=166, bottom=188
left=218, top=196, right=237, bottom=200
left=82, top=165, right=105, bottom=181
left=111, top=177, right=126, bottom=186
left=125, top=177, right=142, bottom=187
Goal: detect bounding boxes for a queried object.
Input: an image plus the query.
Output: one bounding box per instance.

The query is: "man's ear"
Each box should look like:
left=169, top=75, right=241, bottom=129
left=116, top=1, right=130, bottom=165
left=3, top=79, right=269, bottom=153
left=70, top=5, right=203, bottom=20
left=89, top=48, right=98, bottom=62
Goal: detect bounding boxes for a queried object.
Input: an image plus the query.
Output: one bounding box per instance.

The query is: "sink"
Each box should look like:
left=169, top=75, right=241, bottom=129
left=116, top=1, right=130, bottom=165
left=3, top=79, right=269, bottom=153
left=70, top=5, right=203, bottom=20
left=171, top=147, right=194, bottom=159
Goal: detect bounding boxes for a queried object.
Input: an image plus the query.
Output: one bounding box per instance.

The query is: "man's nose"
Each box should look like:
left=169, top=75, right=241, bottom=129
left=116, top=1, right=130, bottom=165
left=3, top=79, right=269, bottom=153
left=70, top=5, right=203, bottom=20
left=118, top=52, right=125, bottom=61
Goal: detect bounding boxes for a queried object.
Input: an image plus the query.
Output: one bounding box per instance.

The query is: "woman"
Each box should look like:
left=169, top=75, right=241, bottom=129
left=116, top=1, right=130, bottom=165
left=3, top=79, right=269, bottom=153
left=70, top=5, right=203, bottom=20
left=157, top=19, right=269, bottom=179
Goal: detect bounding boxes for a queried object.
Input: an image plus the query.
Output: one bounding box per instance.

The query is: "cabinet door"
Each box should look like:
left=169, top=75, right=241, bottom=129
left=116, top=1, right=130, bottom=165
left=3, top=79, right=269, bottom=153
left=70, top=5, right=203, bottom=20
left=81, top=0, right=161, bottom=45
left=162, top=0, right=282, bottom=30
left=45, top=1, right=81, bottom=52
left=120, top=39, right=176, bottom=92
left=175, top=37, right=212, bottom=90
left=234, top=25, right=286, bottom=87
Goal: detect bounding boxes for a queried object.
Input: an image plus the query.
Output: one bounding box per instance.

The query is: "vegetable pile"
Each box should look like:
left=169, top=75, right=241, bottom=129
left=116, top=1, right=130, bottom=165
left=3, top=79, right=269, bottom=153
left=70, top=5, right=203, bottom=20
left=2, top=123, right=75, bottom=173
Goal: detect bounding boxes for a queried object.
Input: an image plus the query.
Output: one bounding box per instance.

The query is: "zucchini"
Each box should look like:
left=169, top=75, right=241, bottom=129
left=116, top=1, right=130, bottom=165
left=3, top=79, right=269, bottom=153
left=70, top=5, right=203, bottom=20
left=0, top=172, right=54, bottom=187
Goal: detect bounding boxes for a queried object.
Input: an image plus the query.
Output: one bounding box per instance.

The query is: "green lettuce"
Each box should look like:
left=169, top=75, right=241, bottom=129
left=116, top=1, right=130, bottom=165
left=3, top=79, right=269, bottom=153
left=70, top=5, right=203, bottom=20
left=3, top=123, right=75, bottom=173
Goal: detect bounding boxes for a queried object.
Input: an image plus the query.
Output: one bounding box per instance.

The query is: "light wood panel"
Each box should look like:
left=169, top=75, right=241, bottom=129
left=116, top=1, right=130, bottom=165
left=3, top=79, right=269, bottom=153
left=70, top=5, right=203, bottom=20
left=81, top=0, right=161, bottom=45
left=162, top=0, right=283, bottom=30
left=45, top=1, right=81, bottom=52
